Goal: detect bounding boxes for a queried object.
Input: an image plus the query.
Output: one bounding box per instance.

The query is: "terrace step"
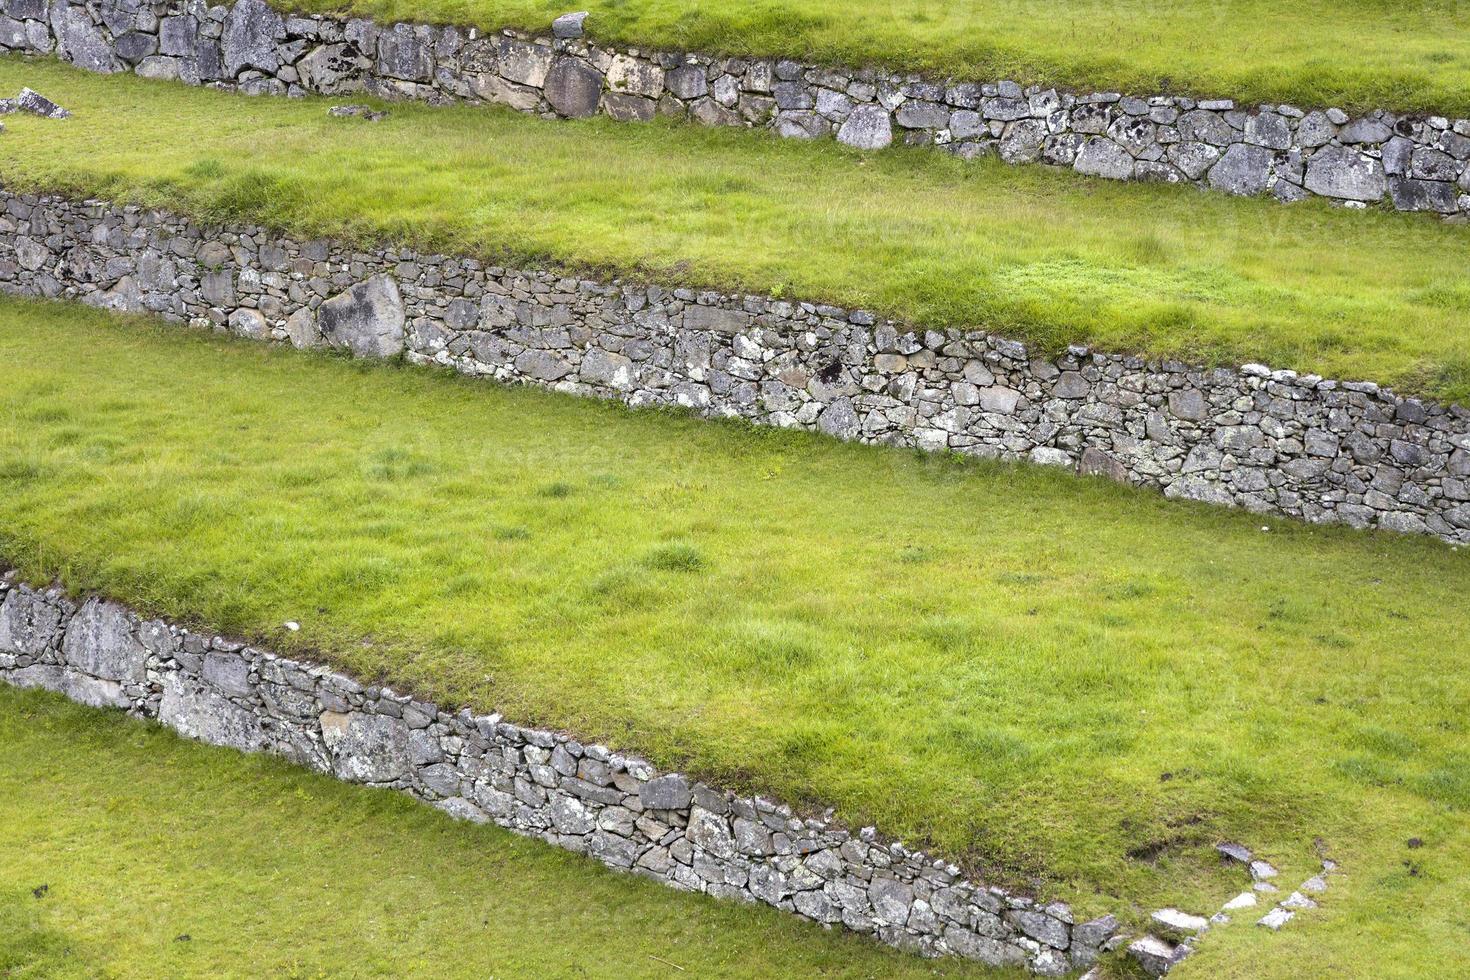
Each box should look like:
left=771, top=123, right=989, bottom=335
left=5, top=0, right=1470, bottom=219
left=0, top=575, right=1118, bottom=975
left=5, top=187, right=1469, bottom=544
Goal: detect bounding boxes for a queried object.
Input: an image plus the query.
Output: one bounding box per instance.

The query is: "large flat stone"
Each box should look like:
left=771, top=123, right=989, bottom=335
left=376, top=23, right=432, bottom=82
left=835, top=105, right=892, bottom=151
left=1073, top=137, right=1134, bottom=180
left=61, top=598, right=146, bottom=682
left=221, top=0, right=283, bottom=78
left=62, top=670, right=130, bottom=709
left=1208, top=143, right=1274, bottom=196
left=160, top=672, right=269, bottom=750
left=1305, top=145, right=1386, bottom=202
left=56, top=3, right=118, bottom=74
left=318, top=275, right=405, bottom=358
left=544, top=56, right=603, bottom=118
left=0, top=588, right=63, bottom=657
left=320, top=710, right=410, bottom=782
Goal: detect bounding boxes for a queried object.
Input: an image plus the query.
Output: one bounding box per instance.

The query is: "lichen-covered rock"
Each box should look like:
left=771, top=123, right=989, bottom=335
left=1305, top=145, right=1386, bottom=201
left=54, top=3, right=118, bottom=73
left=551, top=10, right=587, bottom=39
left=376, top=22, right=432, bottom=82
left=1389, top=176, right=1458, bottom=213
left=0, top=587, right=62, bottom=656
left=320, top=710, right=410, bottom=782
left=1208, top=143, right=1274, bottom=196
left=221, top=0, right=283, bottom=79
left=160, top=672, right=268, bottom=750
left=543, top=55, right=601, bottom=118
left=835, top=104, right=892, bottom=150
left=15, top=87, right=70, bottom=118
left=1073, top=137, right=1134, bottom=179
left=639, top=773, right=691, bottom=809
left=318, top=275, right=405, bottom=357
left=63, top=670, right=129, bottom=709
left=61, top=598, right=144, bottom=682
left=1128, top=935, right=1186, bottom=977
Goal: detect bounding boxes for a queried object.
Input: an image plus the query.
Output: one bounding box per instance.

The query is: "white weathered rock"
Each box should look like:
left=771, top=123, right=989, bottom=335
left=1258, top=906, right=1294, bottom=930
left=835, top=104, right=892, bottom=150
left=160, top=672, right=268, bottom=750
left=61, top=598, right=144, bottom=682
left=1150, top=907, right=1209, bottom=941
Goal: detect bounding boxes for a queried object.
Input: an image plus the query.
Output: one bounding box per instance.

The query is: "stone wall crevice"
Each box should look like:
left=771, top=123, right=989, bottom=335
left=0, top=573, right=1124, bottom=975
left=4, top=188, right=1469, bottom=543
left=4, top=0, right=1470, bottom=219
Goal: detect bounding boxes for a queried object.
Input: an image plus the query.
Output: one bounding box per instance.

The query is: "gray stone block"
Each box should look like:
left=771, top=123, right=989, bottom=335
left=318, top=275, right=405, bottom=358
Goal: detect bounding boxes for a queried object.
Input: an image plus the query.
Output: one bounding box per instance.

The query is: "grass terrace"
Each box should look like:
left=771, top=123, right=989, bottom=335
left=277, top=0, right=1470, bottom=118
left=0, top=686, right=997, bottom=978
left=4, top=60, right=1470, bottom=403
left=1, top=298, right=1469, bottom=977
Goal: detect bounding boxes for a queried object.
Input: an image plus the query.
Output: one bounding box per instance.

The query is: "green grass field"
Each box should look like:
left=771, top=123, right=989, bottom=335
left=5, top=59, right=1470, bottom=403
left=0, top=685, right=1001, bottom=978
left=2, top=298, right=1469, bottom=976
left=278, top=0, right=1470, bottom=117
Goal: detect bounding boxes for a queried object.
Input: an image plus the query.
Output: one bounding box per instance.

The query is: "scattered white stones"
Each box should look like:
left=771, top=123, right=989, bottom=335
left=1258, top=907, right=1294, bottom=930
left=1150, top=908, right=1210, bottom=942
left=1215, top=841, right=1253, bottom=864
left=1132, top=852, right=1340, bottom=973
left=1222, top=891, right=1257, bottom=910
left=1128, top=935, right=1192, bottom=977
left=1281, top=891, right=1318, bottom=910
left=1250, top=859, right=1280, bottom=881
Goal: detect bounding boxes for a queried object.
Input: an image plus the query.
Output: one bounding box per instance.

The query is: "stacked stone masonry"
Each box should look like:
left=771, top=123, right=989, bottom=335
left=0, top=574, right=1123, bottom=974
left=7, top=0, right=1470, bottom=217
left=5, top=188, right=1470, bottom=543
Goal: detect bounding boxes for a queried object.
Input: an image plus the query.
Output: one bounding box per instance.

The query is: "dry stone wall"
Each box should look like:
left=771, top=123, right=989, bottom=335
left=0, top=573, right=1123, bottom=975
left=5, top=188, right=1470, bottom=543
left=5, top=0, right=1470, bottom=217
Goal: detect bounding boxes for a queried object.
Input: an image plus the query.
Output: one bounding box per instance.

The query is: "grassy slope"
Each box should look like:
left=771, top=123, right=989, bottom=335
left=4, top=61, right=1470, bottom=404
left=278, top=0, right=1470, bottom=118
left=1, top=299, right=1469, bottom=977
left=0, top=686, right=999, bottom=979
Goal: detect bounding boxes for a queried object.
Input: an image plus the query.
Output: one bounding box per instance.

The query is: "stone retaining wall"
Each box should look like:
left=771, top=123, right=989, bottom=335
left=6, top=0, right=1470, bottom=217
left=5, top=188, right=1470, bottom=543
left=0, top=572, right=1123, bottom=974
